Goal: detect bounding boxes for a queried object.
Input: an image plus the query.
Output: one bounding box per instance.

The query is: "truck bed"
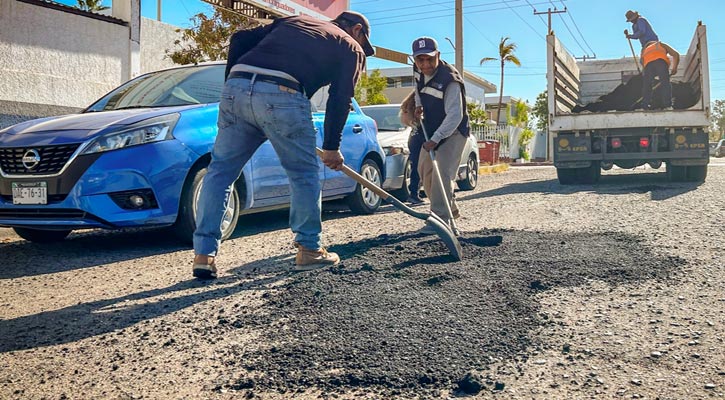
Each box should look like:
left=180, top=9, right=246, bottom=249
left=547, top=24, right=710, bottom=132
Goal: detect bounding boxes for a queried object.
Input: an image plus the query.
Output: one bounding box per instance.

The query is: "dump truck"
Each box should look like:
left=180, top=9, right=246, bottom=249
left=547, top=22, right=710, bottom=184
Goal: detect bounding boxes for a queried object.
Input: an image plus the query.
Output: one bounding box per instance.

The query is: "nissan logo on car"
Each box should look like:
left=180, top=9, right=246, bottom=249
left=22, top=149, right=41, bottom=170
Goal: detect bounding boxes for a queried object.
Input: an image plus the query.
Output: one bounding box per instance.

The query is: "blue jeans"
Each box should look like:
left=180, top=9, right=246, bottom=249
left=193, top=77, right=321, bottom=256
left=407, top=129, right=424, bottom=196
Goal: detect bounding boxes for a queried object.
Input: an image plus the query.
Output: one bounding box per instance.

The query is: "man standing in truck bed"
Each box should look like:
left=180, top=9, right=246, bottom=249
left=624, top=10, right=659, bottom=48
left=641, top=40, right=680, bottom=110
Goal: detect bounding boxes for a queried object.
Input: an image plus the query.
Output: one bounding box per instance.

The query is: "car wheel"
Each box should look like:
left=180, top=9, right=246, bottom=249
left=391, top=159, right=412, bottom=200
left=13, top=227, right=71, bottom=243
left=457, top=154, right=478, bottom=190
left=347, top=158, right=382, bottom=215
left=172, top=166, right=241, bottom=244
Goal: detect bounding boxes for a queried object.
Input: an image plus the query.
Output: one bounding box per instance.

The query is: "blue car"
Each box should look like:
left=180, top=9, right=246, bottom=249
left=0, top=62, right=385, bottom=243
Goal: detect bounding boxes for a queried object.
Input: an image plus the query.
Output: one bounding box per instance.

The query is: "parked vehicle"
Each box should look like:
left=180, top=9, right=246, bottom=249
left=0, top=62, right=385, bottom=243
left=711, top=139, right=725, bottom=157
left=547, top=23, right=710, bottom=184
left=361, top=104, right=480, bottom=200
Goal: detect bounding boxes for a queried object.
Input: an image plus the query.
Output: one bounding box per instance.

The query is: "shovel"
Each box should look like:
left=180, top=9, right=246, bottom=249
left=418, top=123, right=460, bottom=236
left=316, top=147, right=462, bottom=261
left=624, top=30, right=642, bottom=74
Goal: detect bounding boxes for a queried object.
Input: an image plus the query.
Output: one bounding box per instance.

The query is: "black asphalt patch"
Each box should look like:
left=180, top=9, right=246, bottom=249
left=213, top=229, right=683, bottom=397
left=572, top=74, right=698, bottom=112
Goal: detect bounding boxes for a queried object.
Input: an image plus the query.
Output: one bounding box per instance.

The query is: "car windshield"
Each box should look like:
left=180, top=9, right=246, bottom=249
left=362, top=106, right=406, bottom=131
left=85, top=65, right=225, bottom=112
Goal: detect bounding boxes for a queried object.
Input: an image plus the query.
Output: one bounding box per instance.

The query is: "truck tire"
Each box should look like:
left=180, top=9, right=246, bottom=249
left=685, top=165, right=707, bottom=182
left=580, top=163, right=601, bottom=184
left=666, top=163, right=687, bottom=182
left=557, top=163, right=600, bottom=185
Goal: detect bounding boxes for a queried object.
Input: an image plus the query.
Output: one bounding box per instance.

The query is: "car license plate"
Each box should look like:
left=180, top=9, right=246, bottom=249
left=12, top=182, right=48, bottom=205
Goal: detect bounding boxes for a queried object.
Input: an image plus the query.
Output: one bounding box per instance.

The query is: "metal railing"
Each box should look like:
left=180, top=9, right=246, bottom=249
left=471, top=124, right=516, bottom=160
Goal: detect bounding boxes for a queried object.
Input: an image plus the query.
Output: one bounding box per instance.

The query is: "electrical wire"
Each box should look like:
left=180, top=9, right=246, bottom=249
left=560, top=0, right=596, bottom=56
left=524, top=0, right=549, bottom=28
left=502, top=0, right=545, bottom=40
left=368, top=0, right=558, bottom=25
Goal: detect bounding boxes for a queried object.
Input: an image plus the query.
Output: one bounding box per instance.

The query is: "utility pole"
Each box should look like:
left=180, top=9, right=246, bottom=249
left=533, top=7, right=567, bottom=35
left=157, top=0, right=161, bottom=21
left=455, top=0, right=463, bottom=74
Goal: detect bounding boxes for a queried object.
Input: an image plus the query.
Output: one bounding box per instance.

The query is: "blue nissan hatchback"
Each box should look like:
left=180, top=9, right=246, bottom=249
left=0, top=63, right=385, bottom=243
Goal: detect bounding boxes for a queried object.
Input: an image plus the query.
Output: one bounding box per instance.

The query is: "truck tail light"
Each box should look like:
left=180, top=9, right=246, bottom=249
left=639, top=137, right=650, bottom=147
left=611, top=138, right=622, bottom=149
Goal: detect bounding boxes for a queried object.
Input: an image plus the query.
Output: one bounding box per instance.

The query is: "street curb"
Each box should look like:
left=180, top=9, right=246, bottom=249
left=478, top=163, right=510, bottom=175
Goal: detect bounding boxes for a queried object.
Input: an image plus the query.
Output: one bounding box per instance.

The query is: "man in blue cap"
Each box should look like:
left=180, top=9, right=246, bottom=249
left=411, top=37, right=470, bottom=234
left=191, top=11, right=375, bottom=279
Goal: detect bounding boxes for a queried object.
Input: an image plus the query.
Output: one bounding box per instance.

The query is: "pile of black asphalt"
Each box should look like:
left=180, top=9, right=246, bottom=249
left=213, top=229, right=683, bottom=398
left=572, top=74, right=699, bottom=112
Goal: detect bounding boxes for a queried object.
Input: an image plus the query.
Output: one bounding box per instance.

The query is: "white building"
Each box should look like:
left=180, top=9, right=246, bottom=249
left=376, top=67, right=497, bottom=106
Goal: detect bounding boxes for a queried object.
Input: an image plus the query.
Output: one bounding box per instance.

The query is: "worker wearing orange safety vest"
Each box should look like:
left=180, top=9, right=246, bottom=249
left=640, top=40, right=680, bottom=110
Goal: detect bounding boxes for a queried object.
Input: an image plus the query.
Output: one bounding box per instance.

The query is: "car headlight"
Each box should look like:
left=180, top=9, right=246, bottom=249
left=80, top=114, right=179, bottom=155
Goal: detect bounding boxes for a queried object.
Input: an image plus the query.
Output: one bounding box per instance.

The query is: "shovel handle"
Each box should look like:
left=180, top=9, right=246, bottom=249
left=627, top=37, right=642, bottom=74
left=315, top=148, right=390, bottom=200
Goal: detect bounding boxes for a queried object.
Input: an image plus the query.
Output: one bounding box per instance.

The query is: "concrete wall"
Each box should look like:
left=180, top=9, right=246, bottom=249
left=0, top=0, right=182, bottom=129
left=140, top=18, right=182, bottom=75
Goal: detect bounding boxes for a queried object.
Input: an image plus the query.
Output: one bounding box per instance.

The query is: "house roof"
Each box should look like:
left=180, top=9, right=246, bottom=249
left=16, top=0, right=127, bottom=26
left=376, top=67, right=497, bottom=94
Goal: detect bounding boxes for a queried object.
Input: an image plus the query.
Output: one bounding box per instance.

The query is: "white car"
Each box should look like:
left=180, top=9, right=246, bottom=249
left=361, top=104, right=480, bottom=200
left=711, top=139, right=725, bottom=157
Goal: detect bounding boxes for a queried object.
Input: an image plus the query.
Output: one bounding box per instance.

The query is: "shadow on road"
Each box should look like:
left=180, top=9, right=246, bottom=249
left=0, top=206, right=369, bottom=280
left=458, top=171, right=702, bottom=202
left=0, top=230, right=482, bottom=353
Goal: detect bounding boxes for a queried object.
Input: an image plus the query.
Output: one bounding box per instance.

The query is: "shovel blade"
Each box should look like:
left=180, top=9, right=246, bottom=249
left=425, top=214, right=463, bottom=261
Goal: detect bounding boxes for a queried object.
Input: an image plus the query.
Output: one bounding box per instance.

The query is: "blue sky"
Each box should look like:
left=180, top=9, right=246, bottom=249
left=56, top=0, right=724, bottom=105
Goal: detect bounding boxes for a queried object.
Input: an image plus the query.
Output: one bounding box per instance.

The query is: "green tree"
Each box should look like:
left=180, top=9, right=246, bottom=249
left=508, top=100, right=529, bottom=128
left=480, top=37, right=521, bottom=125
left=466, top=103, right=488, bottom=128
left=354, top=69, right=389, bottom=105
left=531, top=90, right=549, bottom=132
left=75, top=0, right=109, bottom=12
left=712, top=99, right=725, bottom=140
left=167, top=9, right=259, bottom=65
left=507, top=100, right=533, bottom=160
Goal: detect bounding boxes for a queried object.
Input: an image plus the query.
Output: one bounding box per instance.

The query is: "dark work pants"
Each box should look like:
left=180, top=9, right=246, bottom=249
left=642, top=59, right=671, bottom=109
left=408, top=129, right=425, bottom=196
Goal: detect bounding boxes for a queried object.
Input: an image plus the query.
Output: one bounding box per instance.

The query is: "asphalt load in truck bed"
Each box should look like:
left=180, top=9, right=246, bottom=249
left=572, top=74, right=698, bottom=112
left=207, top=229, right=683, bottom=398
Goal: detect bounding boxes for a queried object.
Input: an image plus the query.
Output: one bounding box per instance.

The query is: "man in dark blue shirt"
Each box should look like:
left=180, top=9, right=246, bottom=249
left=192, top=11, right=374, bottom=279
left=624, top=10, right=659, bottom=48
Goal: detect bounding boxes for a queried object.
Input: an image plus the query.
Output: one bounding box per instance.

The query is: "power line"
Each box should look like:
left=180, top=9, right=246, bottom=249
left=502, top=0, right=545, bottom=40
left=556, top=13, right=589, bottom=56
left=369, top=0, right=558, bottom=26
left=561, top=1, right=595, bottom=56
left=524, top=0, right=548, bottom=28
left=421, top=0, right=498, bottom=48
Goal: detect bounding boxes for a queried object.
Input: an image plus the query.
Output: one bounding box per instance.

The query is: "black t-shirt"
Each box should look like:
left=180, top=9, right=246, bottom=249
left=225, top=15, right=367, bottom=151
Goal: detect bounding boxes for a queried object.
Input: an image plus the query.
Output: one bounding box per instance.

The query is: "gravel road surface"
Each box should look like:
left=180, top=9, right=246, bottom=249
left=2, top=159, right=723, bottom=399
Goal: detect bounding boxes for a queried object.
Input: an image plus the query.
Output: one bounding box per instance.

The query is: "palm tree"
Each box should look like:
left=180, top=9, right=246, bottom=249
left=480, top=37, right=521, bottom=125
left=76, top=0, right=109, bottom=12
